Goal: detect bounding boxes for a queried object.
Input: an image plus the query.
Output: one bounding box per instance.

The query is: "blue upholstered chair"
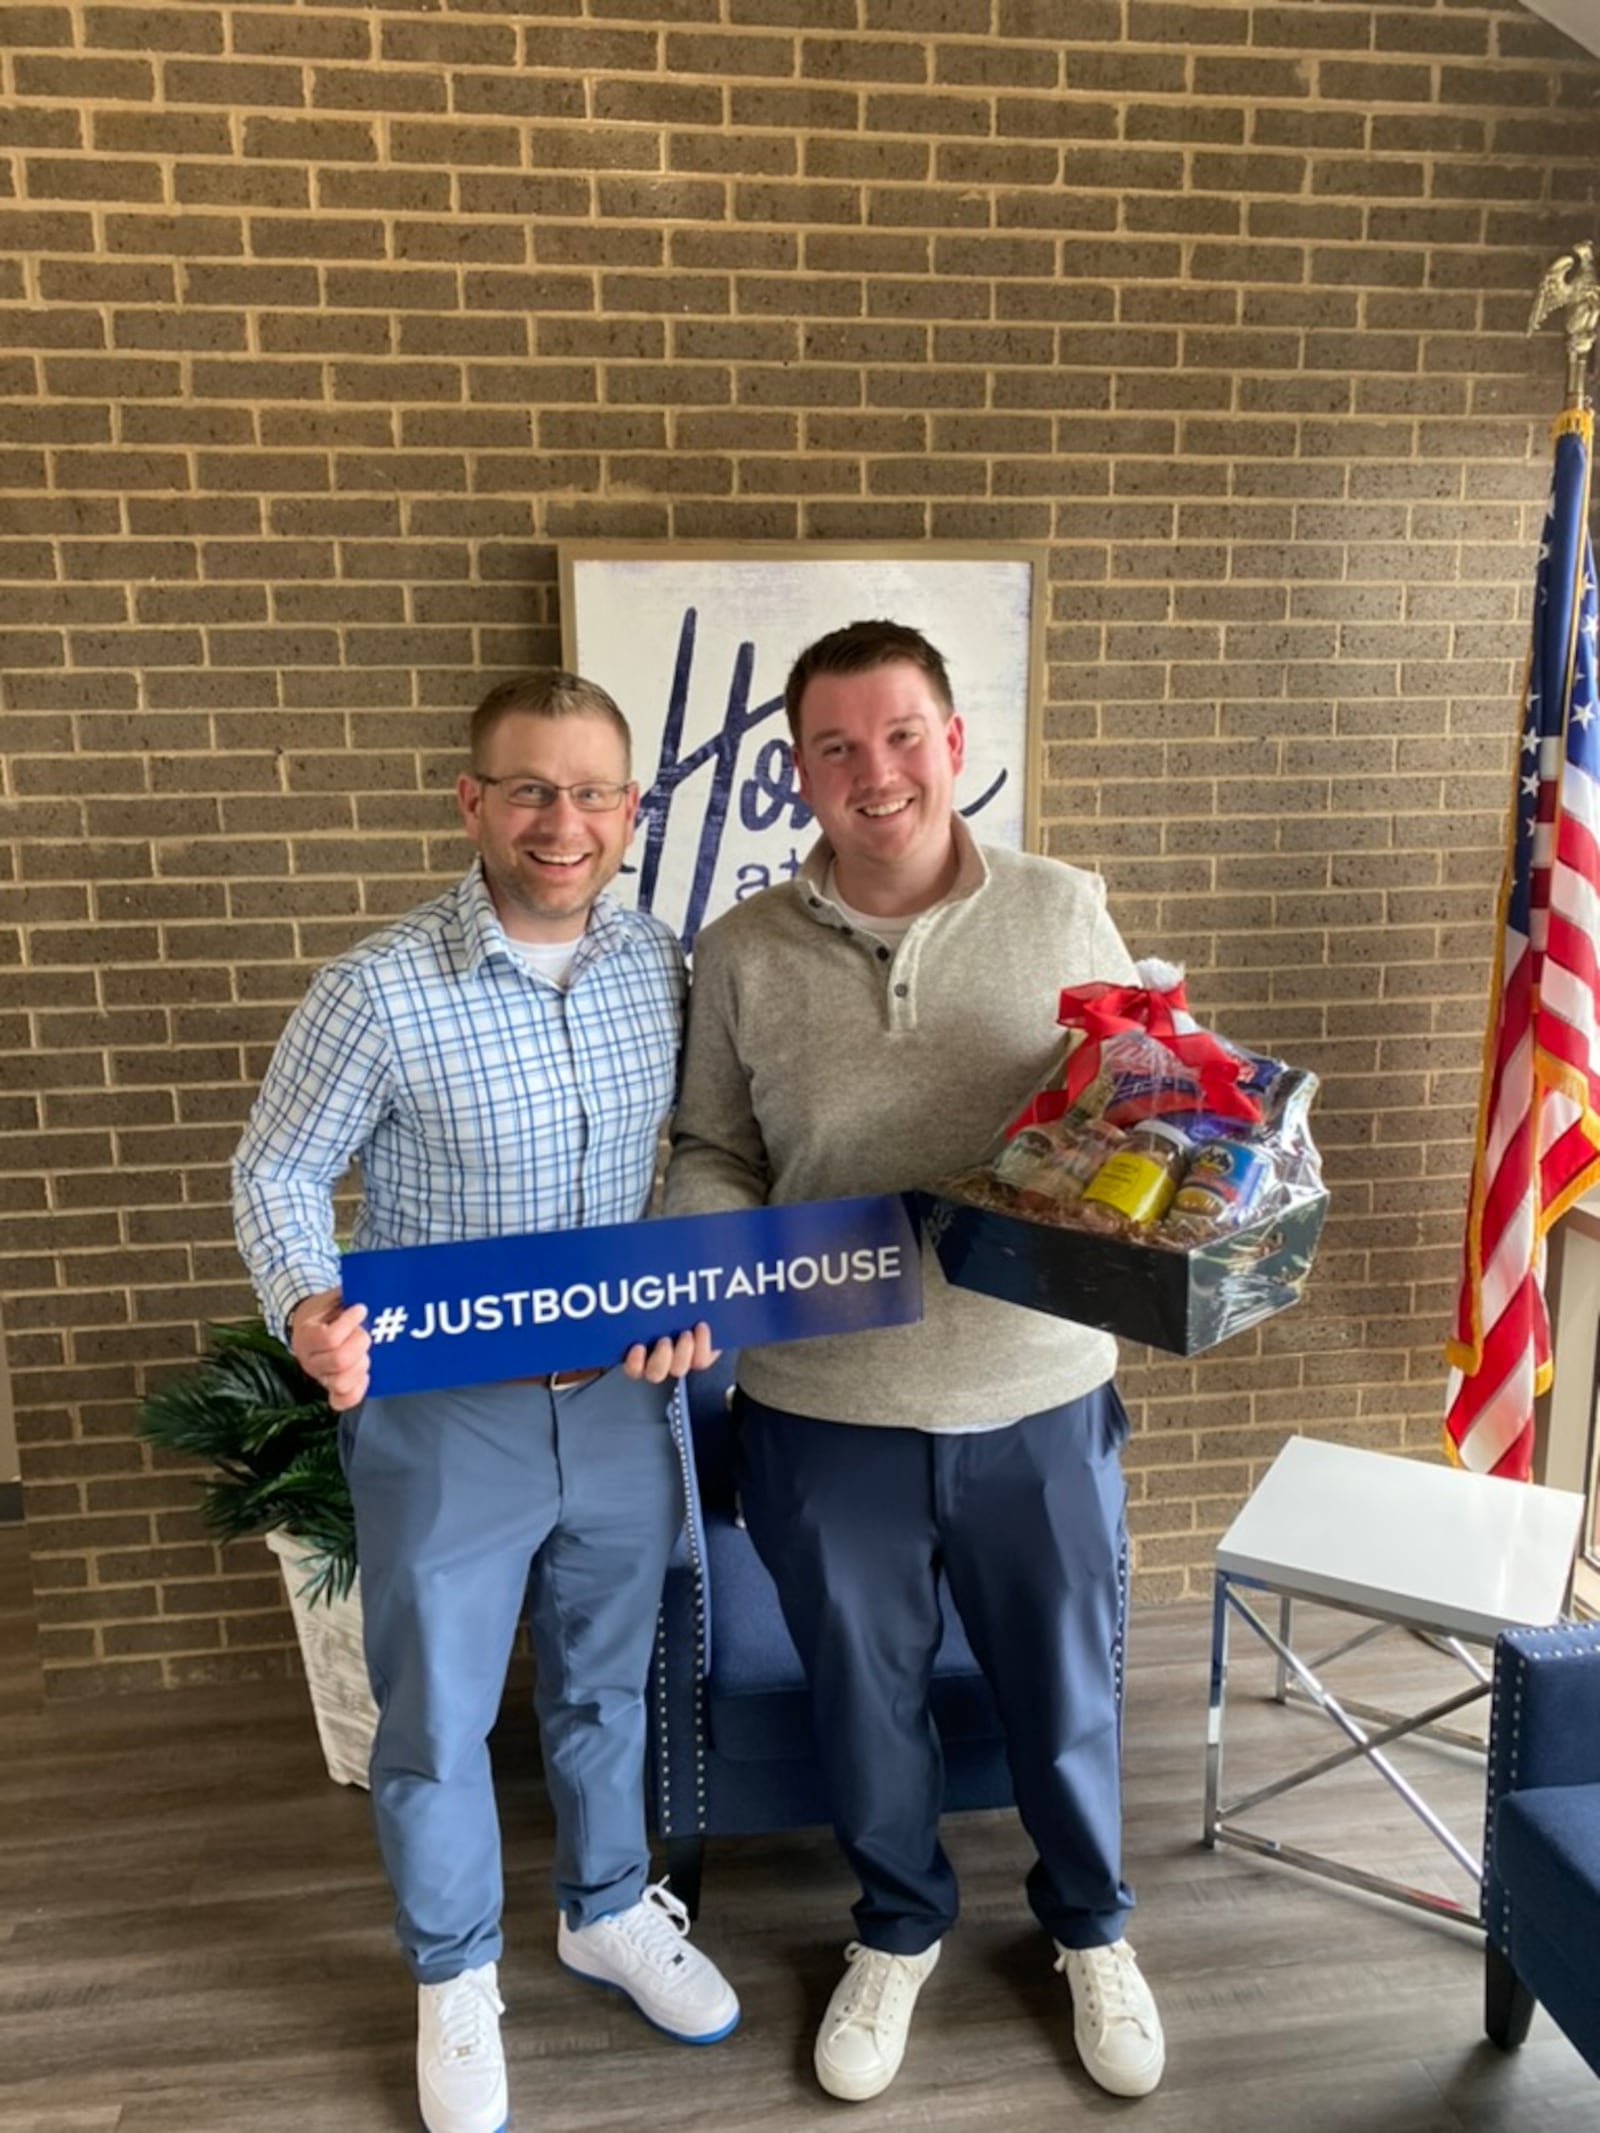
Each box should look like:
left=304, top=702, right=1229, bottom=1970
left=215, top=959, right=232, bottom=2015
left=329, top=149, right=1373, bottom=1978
left=1483, top=1618, right=1600, bottom=2078
left=646, top=1353, right=1021, bottom=1917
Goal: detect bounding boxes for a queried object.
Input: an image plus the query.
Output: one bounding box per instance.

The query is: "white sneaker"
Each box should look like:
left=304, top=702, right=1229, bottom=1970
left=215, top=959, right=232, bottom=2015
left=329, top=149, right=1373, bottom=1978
left=558, top=1880, right=740, bottom=2043
left=1054, top=1938, right=1165, bottom=2097
left=814, top=1939, right=941, bottom=2103
left=417, top=1962, right=508, bottom=2133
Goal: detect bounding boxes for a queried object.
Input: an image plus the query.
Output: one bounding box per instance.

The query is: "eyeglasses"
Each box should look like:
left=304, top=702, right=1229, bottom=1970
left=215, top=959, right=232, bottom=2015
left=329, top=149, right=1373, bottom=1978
left=472, top=775, right=632, bottom=813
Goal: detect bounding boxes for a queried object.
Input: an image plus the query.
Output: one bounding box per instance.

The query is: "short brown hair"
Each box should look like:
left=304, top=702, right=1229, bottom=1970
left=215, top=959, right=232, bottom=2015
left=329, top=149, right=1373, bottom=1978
left=783, top=619, right=954, bottom=742
left=469, top=671, right=632, bottom=771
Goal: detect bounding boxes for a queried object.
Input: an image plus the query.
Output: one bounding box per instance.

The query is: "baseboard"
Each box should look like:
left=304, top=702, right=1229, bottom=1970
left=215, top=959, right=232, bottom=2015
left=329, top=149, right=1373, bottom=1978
left=0, top=1481, right=21, bottom=1525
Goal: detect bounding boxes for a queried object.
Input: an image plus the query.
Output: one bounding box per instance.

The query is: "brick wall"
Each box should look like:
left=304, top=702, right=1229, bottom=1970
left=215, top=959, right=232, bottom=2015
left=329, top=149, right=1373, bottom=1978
left=3, top=0, right=1598, bottom=1695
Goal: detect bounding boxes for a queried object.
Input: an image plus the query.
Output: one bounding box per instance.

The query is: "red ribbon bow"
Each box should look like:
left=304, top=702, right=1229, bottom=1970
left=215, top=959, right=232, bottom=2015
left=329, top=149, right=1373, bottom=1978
left=1008, top=979, right=1261, bottom=1137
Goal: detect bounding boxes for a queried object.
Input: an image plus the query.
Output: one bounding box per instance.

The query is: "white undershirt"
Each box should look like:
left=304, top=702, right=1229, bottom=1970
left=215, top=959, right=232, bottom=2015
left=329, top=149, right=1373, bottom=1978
left=824, top=864, right=921, bottom=948
left=502, top=936, right=578, bottom=989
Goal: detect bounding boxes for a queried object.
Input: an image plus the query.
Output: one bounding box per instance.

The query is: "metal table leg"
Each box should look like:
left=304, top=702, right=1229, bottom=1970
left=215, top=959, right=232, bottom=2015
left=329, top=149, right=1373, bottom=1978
left=1202, top=1568, right=1230, bottom=1848
left=1203, top=1573, right=1490, bottom=1926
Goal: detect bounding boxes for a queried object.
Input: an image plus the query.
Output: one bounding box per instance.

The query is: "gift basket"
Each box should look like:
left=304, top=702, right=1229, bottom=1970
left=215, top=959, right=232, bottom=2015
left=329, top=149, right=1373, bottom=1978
left=922, top=961, right=1329, bottom=1355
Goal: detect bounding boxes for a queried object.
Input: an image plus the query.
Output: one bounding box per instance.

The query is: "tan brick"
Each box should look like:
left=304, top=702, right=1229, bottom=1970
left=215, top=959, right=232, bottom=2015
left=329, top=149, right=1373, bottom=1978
left=989, top=95, right=1117, bottom=146
left=0, top=300, right=101, bottom=349
left=937, top=41, right=1057, bottom=89
left=248, top=215, right=383, bottom=261
left=392, top=119, right=524, bottom=170
left=801, top=34, right=926, bottom=82
left=86, top=6, right=223, bottom=51
left=234, top=10, right=370, bottom=61
left=310, top=65, right=447, bottom=114
left=600, top=79, right=725, bottom=126
left=380, top=18, right=518, bottom=66
left=730, top=84, right=859, bottom=130
left=243, top=116, right=377, bottom=163
left=1065, top=49, right=1184, bottom=95
left=804, top=137, right=926, bottom=182
left=452, top=73, right=588, bottom=123
left=0, top=105, right=82, bottom=147
left=934, top=138, right=1058, bottom=186
left=670, top=129, right=797, bottom=177
left=112, top=309, right=250, bottom=353
left=105, top=213, right=247, bottom=260
left=43, top=355, right=181, bottom=401
left=14, top=54, right=155, bottom=99
left=0, top=207, right=96, bottom=253
left=1443, top=63, right=1548, bottom=109
left=27, top=155, right=165, bottom=204
left=4, top=8, right=75, bottom=45
left=163, top=57, right=304, bottom=106
left=666, top=30, right=793, bottom=74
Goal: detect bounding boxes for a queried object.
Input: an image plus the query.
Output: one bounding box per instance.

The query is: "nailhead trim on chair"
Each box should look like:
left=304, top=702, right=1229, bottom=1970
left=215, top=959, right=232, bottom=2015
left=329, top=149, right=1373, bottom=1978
left=1484, top=1641, right=1524, bottom=1944
left=1483, top=1620, right=1597, bottom=1944
left=1113, top=1530, right=1129, bottom=1741
left=655, top=1376, right=711, bottom=1839
left=651, top=1609, right=674, bottom=1832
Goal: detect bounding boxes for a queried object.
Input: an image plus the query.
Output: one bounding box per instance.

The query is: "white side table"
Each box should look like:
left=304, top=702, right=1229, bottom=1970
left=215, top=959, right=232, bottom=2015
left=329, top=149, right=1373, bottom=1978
left=1202, top=1436, right=1583, bottom=1924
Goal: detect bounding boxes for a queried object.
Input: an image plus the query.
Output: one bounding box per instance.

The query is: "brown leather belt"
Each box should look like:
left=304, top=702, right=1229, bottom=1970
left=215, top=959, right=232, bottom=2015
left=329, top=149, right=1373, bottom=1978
left=506, top=1367, right=607, bottom=1391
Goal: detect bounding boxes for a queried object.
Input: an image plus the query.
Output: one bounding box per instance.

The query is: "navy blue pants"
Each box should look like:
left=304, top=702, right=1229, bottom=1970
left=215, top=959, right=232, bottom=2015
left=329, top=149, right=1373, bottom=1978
left=735, top=1383, right=1133, bottom=1955
left=341, top=1371, right=683, bottom=1984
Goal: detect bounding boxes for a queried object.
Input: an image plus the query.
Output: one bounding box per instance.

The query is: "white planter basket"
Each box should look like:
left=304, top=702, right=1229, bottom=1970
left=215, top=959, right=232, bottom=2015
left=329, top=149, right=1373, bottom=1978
left=265, top=1529, right=378, bottom=1788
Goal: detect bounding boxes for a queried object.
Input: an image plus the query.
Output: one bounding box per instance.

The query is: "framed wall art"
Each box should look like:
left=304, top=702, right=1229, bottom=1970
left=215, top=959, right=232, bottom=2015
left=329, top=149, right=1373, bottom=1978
left=558, top=541, right=1045, bottom=947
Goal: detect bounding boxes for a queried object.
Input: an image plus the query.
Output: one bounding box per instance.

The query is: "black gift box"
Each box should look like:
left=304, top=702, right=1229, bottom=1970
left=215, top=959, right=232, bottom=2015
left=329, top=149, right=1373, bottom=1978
left=916, top=1187, right=1330, bottom=1357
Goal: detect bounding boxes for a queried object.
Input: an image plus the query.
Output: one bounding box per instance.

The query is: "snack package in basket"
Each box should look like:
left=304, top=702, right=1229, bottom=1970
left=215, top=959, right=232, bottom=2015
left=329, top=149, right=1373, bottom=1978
left=943, top=958, right=1324, bottom=1255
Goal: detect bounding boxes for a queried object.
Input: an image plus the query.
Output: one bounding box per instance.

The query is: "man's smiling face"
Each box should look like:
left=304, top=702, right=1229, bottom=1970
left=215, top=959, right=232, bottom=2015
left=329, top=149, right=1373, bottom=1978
left=792, top=661, right=965, bottom=916
left=457, top=709, right=639, bottom=943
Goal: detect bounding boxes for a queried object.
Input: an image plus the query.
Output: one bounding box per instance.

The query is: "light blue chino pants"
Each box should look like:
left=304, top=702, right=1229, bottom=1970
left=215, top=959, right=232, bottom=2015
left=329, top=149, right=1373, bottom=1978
left=340, top=1370, right=683, bottom=1985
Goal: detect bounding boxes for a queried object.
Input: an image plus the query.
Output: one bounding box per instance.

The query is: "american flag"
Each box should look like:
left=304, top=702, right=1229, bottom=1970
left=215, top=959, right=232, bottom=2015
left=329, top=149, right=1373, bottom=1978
left=1446, top=408, right=1600, bottom=1480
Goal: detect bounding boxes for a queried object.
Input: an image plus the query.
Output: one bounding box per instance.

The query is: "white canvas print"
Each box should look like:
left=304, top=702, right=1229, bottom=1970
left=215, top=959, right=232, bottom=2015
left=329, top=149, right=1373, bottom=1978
left=559, top=543, right=1044, bottom=947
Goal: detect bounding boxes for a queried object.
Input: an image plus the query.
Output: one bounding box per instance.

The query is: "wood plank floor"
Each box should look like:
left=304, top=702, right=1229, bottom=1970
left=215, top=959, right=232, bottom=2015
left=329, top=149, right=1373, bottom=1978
left=1, top=1526, right=1596, bottom=2132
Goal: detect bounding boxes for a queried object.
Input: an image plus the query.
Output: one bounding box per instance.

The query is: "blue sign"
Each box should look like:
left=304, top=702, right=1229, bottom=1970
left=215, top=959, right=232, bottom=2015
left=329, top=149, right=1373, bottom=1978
left=342, top=1194, right=923, bottom=1398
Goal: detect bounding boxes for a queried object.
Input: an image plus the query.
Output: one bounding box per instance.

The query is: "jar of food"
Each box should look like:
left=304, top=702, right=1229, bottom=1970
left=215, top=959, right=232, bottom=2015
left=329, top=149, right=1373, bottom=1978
left=1161, top=1136, right=1273, bottom=1244
left=1078, top=1118, right=1191, bottom=1231
left=994, top=1115, right=1124, bottom=1207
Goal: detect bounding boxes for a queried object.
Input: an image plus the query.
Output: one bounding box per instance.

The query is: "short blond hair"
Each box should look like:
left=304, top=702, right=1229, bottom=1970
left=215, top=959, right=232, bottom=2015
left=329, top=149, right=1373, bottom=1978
left=469, top=671, right=631, bottom=771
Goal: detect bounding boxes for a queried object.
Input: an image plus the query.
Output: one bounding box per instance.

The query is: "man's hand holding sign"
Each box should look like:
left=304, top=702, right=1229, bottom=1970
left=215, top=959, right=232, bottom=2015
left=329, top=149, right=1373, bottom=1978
left=624, top=1320, right=718, bottom=1385
left=288, top=1289, right=372, bottom=1410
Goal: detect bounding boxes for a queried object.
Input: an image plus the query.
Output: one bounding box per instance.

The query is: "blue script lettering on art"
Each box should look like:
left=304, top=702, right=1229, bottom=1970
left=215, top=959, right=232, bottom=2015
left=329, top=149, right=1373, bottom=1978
left=630, top=608, right=1009, bottom=946
left=740, top=734, right=813, bottom=835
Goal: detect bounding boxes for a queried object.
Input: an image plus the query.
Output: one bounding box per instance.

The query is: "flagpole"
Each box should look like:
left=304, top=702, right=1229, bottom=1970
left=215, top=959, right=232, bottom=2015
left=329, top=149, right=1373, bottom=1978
left=1444, top=246, right=1600, bottom=1478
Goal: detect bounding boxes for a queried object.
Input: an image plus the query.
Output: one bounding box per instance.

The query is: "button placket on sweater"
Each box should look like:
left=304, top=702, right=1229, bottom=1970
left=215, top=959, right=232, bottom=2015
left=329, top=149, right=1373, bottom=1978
left=885, top=932, right=918, bottom=1031
left=805, top=891, right=918, bottom=1032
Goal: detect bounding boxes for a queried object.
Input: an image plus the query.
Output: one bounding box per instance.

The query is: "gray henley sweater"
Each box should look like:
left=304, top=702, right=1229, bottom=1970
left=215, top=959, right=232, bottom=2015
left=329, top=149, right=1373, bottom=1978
left=664, top=822, right=1139, bottom=1430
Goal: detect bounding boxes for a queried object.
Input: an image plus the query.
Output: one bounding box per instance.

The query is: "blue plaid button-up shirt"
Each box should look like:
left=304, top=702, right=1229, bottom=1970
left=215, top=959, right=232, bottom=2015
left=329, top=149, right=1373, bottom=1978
left=232, top=864, right=687, bottom=1339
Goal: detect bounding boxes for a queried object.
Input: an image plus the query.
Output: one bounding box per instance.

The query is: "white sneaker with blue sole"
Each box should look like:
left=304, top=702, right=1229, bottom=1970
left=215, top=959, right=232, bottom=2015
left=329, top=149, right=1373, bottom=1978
left=558, top=1880, right=740, bottom=2043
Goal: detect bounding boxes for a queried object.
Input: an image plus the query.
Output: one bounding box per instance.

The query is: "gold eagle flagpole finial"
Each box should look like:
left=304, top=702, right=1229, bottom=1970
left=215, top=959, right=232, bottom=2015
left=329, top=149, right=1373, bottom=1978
left=1527, top=241, right=1598, bottom=410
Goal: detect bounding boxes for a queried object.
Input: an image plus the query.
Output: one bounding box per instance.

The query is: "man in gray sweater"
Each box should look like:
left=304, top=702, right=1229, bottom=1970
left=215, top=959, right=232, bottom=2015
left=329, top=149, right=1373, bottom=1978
left=664, top=619, right=1165, bottom=2105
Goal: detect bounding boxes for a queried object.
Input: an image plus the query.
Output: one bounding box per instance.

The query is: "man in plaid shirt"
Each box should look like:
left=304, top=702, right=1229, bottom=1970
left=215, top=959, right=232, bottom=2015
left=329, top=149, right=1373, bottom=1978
left=233, top=672, right=738, bottom=2133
